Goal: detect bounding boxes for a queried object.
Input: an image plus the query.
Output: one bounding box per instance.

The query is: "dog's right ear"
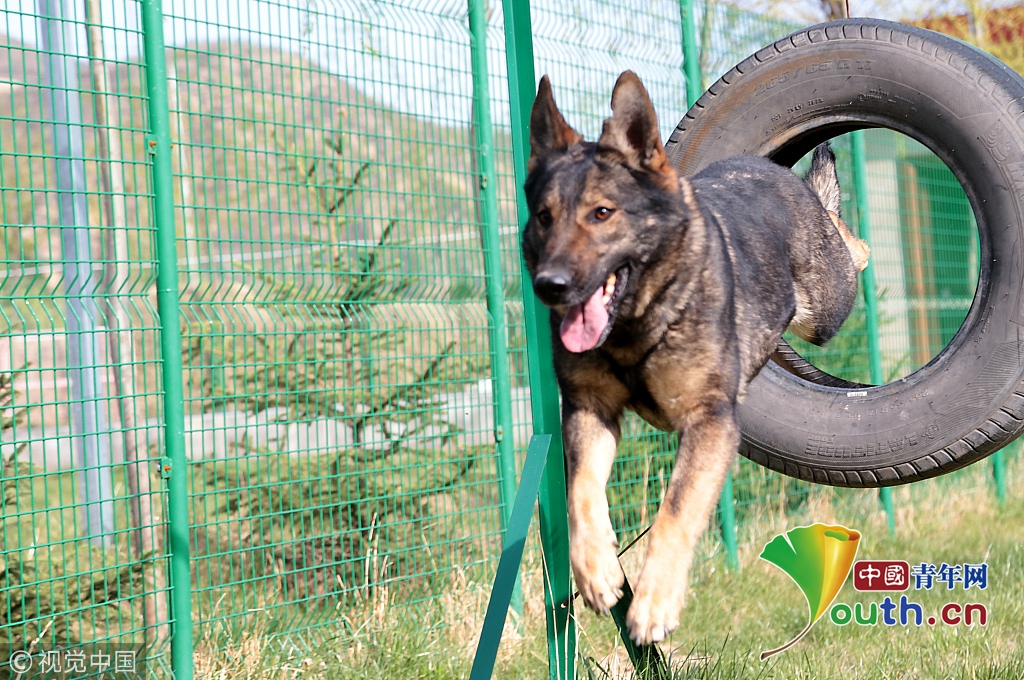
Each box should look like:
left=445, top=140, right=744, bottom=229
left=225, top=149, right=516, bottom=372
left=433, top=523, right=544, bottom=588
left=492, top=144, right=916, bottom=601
left=598, top=71, right=677, bottom=191
left=529, top=76, right=582, bottom=171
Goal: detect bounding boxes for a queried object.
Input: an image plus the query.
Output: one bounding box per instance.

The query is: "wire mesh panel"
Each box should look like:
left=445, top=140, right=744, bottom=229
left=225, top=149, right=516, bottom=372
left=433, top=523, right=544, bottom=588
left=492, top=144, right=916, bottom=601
left=1, top=0, right=170, bottom=675
left=0, top=0, right=1020, bottom=676
left=158, top=0, right=517, bottom=653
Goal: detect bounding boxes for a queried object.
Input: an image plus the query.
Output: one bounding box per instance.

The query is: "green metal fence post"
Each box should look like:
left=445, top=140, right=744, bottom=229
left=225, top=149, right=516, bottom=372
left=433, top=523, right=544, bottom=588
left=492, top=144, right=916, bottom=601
left=680, top=0, right=740, bottom=572
left=139, top=0, right=194, bottom=676
left=680, top=0, right=702, bottom=105
left=501, top=1, right=576, bottom=677
left=991, top=449, right=1007, bottom=506
left=469, top=0, right=522, bottom=620
left=851, top=130, right=896, bottom=536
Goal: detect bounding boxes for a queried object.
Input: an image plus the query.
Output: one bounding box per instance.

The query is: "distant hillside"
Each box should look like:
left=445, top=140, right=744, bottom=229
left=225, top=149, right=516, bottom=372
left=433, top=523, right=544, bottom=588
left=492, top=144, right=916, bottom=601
left=0, top=36, right=520, bottom=332
left=1, top=35, right=532, bottom=422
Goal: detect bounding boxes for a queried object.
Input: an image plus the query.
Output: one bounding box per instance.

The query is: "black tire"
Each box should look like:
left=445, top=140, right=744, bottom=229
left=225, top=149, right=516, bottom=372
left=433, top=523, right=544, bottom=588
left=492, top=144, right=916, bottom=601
left=664, top=18, right=1024, bottom=487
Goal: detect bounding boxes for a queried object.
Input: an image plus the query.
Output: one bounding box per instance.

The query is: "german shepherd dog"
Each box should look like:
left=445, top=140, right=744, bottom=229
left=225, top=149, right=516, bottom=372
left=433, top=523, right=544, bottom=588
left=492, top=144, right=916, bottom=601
left=522, top=71, right=869, bottom=645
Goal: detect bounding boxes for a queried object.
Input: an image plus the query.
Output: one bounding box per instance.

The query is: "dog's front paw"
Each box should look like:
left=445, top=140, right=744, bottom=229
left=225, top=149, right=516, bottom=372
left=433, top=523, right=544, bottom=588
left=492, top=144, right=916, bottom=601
left=571, top=528, right=624, bottom=615
left=626, top=567, right=688, bottom=645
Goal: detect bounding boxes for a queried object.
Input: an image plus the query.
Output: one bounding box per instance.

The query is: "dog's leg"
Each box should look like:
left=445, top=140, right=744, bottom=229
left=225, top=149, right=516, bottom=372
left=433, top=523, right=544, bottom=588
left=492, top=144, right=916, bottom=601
left=563, top=401, right=625, bottom=614
left=829, top=211, right=870, bottom=272
left=626, top=402, right=740, bottom=645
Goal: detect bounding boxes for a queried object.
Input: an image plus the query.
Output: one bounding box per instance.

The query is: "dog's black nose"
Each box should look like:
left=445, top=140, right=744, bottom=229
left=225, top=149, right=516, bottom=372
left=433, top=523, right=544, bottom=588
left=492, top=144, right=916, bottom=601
left=533, top=268, right=571, bottom=302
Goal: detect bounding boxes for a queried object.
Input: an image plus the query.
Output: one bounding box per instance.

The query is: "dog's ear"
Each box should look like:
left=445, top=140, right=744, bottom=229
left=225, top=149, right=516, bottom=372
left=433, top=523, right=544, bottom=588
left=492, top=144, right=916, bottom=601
left=529, top=76, right=582, bottom=171
left=598, top=71, right=677, bottom=190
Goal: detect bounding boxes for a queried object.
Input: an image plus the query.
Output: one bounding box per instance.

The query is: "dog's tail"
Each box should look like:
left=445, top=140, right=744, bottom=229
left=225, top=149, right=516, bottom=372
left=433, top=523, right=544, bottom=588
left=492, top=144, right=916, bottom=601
left=804, top=142, right=841, bottom=214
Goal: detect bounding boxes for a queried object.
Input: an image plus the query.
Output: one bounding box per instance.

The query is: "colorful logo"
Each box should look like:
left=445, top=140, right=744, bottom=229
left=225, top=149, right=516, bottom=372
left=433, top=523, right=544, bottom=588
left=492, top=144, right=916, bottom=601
left=761, top=527, right=990, bottom=658
left=759, top=523, right=861, bottom=660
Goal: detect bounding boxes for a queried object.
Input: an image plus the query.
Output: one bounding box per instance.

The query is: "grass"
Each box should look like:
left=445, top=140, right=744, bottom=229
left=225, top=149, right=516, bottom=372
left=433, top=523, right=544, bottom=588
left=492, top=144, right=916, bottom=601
left=0, top=460, right=148, bottom=652
left=0, top=443, right=501, bottom=668
left=188, top=451, right=1024, bottom=679
left=187, top=445, right=502, bottom=628
left=653, top=485, right=1024, bottom=679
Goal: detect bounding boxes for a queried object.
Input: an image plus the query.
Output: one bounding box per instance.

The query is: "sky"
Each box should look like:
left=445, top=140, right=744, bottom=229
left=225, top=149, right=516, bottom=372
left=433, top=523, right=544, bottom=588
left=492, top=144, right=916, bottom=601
left=5, top=0, right=987, bottom=52
left=3, top=0, right=992, bottom=128
left=739, top=0, right=979, bottom=23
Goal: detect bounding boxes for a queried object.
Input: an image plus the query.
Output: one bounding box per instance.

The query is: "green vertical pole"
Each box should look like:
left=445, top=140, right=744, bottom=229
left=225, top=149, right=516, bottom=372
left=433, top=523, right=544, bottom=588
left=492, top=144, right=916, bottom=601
left=680, top=0, right=739, bottom=571
left=139, top=0, right=194, bottom=676
left=469, top=0, right=522, bottom=619
left=680, top=0, right=702, bottom=105
left=991, top=449, right=1007, bottom=506
left=851, top=130, right=896, bottom=536
left=500, top=2, right=576, bottom=678
left=716, top=474, right=739, bottom=570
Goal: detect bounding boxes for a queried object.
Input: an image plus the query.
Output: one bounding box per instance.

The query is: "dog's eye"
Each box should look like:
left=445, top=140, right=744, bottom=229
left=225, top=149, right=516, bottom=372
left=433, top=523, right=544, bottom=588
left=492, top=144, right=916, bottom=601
left=593, top=207, right=615, bottom=221
left=536, top=209, right=553, bottom=227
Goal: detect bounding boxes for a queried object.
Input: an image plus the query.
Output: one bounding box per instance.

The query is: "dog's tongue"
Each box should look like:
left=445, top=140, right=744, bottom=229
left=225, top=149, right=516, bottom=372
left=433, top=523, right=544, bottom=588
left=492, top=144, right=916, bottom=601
left=560, top=286, right=608, bottom=353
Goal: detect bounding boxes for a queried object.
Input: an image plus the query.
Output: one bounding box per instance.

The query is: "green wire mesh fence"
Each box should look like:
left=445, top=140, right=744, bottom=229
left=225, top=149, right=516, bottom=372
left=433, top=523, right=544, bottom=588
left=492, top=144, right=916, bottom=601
left=2, top=1, right=168, bottom=676
left=0, top=0, right=1018, bottom=677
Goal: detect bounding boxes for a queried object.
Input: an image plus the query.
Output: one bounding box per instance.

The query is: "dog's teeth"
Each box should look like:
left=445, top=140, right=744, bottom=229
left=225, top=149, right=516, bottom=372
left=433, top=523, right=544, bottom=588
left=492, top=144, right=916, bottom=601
left=602, top=273, right=617, bottom=305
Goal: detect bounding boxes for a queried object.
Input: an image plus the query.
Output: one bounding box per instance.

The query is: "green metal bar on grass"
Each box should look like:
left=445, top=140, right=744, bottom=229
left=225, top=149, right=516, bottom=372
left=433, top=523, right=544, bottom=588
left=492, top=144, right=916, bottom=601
left=139, top=0, right=194, bottom=676
left=469, top=0, right=522, bottom=619
left=609, top=581, right=669, bottom=679
left=851, top=130, right=896, bottom=536
left=500, top=1, right=576, bottom=677
left=470, top=434, right=551, bottom=680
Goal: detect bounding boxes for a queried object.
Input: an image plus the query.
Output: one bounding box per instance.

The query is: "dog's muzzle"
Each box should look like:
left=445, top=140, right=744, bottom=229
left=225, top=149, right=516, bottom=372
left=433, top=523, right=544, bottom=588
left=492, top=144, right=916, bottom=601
left=532, top=267, right=572, bottom=305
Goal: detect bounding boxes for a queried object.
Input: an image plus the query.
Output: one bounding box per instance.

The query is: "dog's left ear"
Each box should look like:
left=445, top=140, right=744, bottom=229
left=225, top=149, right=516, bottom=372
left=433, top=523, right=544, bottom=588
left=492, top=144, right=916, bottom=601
left=529, top=76, right=583, bottom=172
left=598, top=71, right=678, bottom=191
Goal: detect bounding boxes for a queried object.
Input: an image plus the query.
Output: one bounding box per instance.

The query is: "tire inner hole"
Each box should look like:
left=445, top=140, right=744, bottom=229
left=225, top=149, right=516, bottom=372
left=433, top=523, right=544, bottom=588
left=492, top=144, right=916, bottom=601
left=777, top=129, right=980, bottom=386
